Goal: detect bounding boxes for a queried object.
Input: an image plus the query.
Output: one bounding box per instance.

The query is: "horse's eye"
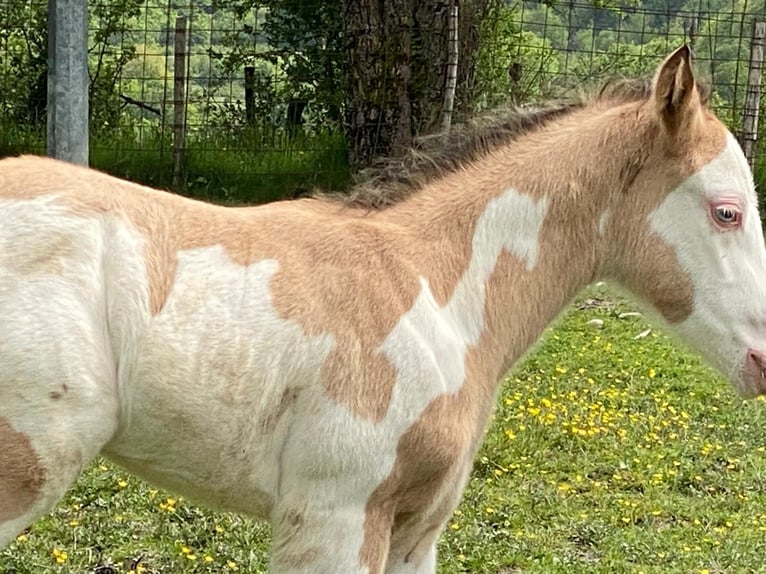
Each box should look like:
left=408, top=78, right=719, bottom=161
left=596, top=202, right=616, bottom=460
left=714, top=205, right=740, bottom=224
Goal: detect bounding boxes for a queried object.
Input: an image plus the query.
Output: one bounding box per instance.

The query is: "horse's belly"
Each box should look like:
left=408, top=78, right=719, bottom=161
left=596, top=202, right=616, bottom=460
left=102, top=396, right=285, bottom=518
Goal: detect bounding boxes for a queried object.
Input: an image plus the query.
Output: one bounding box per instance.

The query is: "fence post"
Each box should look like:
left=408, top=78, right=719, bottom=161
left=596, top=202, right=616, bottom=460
left=741, top=20, right=766, bottom=171
left=440, top=0, right=459, bottom=134
left=47, top=0, right=89, bottom=165
left=245, top=66, right=256, bottom=127
left=172, top=16, right=189, bottom=187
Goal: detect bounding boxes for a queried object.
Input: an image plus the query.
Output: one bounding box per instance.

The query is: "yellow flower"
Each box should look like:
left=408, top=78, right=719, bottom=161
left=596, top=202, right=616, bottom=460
left=159, top=497, right=177, bottom=512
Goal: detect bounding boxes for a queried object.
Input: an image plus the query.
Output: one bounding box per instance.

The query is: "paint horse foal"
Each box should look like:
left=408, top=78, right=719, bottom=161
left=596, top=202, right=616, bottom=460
left=2, top=47, right=765, bottom=573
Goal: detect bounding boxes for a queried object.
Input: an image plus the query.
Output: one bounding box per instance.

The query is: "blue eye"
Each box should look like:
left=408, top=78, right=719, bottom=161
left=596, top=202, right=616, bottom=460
left=714, top=205, right=740, bottom=224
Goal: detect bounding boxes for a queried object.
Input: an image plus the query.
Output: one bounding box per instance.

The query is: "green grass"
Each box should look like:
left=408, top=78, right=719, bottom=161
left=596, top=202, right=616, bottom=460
left=88, top=128, right=350, bottom=205
left=0, top=123, right=350, bottom=205
left=3, top=284, right=766, bottom=573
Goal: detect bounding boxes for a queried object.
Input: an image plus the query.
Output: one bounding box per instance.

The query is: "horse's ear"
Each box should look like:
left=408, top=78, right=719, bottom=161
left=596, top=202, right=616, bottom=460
left=651, top=45, right=700, bottom=133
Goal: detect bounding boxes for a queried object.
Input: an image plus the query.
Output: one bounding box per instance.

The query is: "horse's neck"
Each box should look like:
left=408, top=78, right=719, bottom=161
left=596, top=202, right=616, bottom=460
left=382, top=107, right=640, bottom=383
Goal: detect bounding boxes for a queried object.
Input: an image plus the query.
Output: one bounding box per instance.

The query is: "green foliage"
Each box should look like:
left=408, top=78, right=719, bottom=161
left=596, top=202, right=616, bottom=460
left=0, top=0, right=143, bottom=133
left=0, top=119, right=45, bottom=157
left=86, top=127, right=349, bottom=204
left=4, top=0, right=766, bottom=195
left=261, top=0, right=344, bottom=125
left=88, top=0, right=144, bottom=134
left=0, top=0, right=47, bottom=124
left=202, top=0, right=343, bottom=135
left=474, top=4, right=560, bottom=108
left=570, top=37, right=670, bottom=86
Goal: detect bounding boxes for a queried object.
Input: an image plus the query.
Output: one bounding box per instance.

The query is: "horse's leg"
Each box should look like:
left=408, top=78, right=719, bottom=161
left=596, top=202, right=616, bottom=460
left=384, top=526, right=439, bottom=574
left=383, top=470, right=470, bottom=574
left=0, top=290, right=120, bottom=547
left=270, top=499, right=387, bottom=574
left=269, top=478, right=392, bottom=574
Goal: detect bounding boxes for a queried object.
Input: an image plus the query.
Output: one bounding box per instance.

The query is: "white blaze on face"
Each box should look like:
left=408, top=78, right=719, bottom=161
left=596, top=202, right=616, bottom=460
left=649, top=132, right=766, bottom=395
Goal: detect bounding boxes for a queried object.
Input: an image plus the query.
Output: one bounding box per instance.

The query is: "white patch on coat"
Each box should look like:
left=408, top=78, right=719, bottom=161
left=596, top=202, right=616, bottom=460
left=598, top=209, right=611, bottom=236
left=383, top=189, right=548, bottom=398
left=648, top=132, right=766, bottom=395
left=104, top=251, right=336, bottom=516
left=0, top=197, right=120, bottom=547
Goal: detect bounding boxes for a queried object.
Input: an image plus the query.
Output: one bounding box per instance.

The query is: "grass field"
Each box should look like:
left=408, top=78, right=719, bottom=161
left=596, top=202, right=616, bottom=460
left=0, top=124, right=350, bottom=206
left=2, top=284, right=766, bottom=574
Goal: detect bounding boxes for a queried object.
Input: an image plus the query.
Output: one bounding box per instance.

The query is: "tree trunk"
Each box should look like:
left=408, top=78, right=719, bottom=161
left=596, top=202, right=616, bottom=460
left=411, top=1, right=449, bottom=134
left=343, top=0, right=413, bottom=168
left=343, top=0, right=499, bottom=167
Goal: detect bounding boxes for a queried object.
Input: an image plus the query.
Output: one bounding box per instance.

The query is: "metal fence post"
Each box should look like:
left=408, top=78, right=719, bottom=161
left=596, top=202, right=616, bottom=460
left=47, top=0, right=89, bottom=165
left=172, top=16, right=189, bottom=188
left=742, top=20, right=766, bottom=172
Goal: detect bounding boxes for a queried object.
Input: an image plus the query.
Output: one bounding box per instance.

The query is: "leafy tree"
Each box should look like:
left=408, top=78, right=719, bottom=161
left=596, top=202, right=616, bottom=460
left=89, top=0, right=144, bottom=134
left=204, top=0, right=343, bottom=135
left=0, top=0, right=143, bottom=134
left=473, top=3, right=560, bottom=107
left=0, top=0, right=47, bottom=124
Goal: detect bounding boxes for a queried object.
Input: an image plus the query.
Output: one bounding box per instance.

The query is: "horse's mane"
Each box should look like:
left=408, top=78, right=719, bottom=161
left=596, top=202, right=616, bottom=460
left=335, top=76, right=709, bottom=209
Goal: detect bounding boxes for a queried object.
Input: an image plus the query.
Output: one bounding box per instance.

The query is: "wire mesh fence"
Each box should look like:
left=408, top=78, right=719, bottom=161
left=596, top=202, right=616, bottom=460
left=1, top=0, right=766, bottom=202
left=499, top=1, right=766, bottom=118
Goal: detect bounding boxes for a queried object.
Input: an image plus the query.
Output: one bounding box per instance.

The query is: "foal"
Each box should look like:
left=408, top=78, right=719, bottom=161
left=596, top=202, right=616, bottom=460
left=1, top=47, right=765, bottom=573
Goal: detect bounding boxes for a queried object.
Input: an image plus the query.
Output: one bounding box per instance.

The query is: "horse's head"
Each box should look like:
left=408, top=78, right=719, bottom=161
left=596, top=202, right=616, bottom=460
left=607, top=46, right=766, bottom=397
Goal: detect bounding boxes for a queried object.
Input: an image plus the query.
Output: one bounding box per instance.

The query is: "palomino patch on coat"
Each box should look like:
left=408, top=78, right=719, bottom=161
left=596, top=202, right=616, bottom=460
left=0, top=417, right=45, bottom=523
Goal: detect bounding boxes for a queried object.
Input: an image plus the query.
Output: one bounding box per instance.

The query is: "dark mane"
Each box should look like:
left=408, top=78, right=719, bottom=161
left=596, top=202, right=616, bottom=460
left=335, top=75, right=709, bottom=210
left=341, top=102, right=580, bottom=209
